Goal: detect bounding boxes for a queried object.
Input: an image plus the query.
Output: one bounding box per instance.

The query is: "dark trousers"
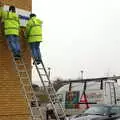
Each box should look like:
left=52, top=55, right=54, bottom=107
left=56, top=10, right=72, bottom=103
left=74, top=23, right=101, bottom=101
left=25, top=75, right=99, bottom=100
left=46, top=110, right=65, bottom=120
left=6, top=35, right=20, bottom=56
left=29, top=42, right=42, bottom=61
left=46, top=109, right=56, bottom=120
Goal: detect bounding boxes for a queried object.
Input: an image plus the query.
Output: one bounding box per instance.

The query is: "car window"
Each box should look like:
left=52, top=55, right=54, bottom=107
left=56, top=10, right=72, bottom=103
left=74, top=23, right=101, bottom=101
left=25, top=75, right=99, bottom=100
left=110, top=106, right=120, bottom=114
left=84, top=106, right=109, bottom=115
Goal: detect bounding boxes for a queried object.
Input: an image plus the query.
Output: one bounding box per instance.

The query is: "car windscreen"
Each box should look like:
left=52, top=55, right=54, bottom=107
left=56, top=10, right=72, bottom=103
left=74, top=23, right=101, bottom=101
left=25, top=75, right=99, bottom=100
left=110, top=106, right=120, bottom=114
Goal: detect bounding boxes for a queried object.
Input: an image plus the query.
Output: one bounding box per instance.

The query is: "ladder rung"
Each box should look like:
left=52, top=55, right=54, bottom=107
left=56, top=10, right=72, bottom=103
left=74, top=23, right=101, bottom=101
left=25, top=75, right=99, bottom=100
left=15, top=62, right=29, bottom=66
left=43, top=80, right=49, bottom=82
left=32, top=114, right=42, bottom=116
left=31, top=106, right=40, bottom=109
left=14, top=58, right=21, bottom=61
left=33, top=116, right=42, bottom=118
left=59, top=115, right=66, bottom=118
left=38, top=67, right=44, bottom=70
left=19, top=74, right=28, bottom=76
left=20, top=78, right=29, bottom=81
left=49, top=92, right=55, bottom=95
left=24, top=84, right=31, bottom=86
left=15, top=63, right=24, bottom=66
left=47, top=86, right=54, bottom=89
left=48, top=91, right=56, bottom=94
left=26, top=91, right=34, bottom=94
left=20, top=77, right=28, bottom=79
left=49, top=94, right=55, bottom=97
left=48, top=92, right=56, bottom=95
left=18, top=70, right=26, bottom=73
left=20, top=76, right=28, bottom=78
left=31, top=100, right=39, bottom=103
left=40, top=74, right=46, bottom=76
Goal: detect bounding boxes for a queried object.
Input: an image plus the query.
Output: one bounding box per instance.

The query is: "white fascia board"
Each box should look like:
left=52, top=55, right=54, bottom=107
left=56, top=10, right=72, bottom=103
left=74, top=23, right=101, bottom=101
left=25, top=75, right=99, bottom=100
left=3, top=5, right=31, bottom=27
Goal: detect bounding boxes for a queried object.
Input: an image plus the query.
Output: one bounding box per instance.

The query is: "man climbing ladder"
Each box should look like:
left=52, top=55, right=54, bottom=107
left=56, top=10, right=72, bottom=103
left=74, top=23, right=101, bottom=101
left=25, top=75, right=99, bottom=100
left=0, top=2, right=21, bottom=60
left=26, top=13, right=43, bottom=65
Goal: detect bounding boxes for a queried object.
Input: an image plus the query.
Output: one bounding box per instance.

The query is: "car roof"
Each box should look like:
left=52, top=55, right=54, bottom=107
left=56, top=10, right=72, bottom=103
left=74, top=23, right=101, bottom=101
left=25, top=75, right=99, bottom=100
left=91, top=104, right=120, bottom=107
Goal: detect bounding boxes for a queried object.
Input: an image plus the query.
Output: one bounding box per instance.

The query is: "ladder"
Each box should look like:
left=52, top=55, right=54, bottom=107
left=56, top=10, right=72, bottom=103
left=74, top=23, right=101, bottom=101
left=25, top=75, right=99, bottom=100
left=105, top=81, right=117, bottom=104
left=34, top=60, right=67, bottom=120
left=12, top=56, right=44, bottom=120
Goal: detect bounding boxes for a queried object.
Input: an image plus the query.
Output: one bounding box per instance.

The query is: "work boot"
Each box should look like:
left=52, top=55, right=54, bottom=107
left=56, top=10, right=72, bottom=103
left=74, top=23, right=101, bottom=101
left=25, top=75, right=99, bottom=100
left=36, top=60, right=41, bottom=65
left=33, top=60, right=41, bottom=65
left=14, top=56, right=21, bottom=60
left=16, top=54, right=21, bottom=58
left=14, top=54, right=21, bottom=60
left=36, top=58, right=42, bottom=65
left=33, top=57, right=42, bottom=65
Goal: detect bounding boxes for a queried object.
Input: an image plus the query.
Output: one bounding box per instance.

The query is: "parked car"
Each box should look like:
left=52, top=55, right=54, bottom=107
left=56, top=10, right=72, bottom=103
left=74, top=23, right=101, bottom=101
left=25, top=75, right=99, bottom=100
left=69, top=104, right=120, bottom=120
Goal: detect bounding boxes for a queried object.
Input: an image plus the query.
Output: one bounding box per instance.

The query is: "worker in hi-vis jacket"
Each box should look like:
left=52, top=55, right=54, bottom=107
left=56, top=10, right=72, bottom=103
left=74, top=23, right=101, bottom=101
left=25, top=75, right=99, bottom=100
left=0, top=2, right=21, bottom=60
left=26, top=13, right=43, bottom=65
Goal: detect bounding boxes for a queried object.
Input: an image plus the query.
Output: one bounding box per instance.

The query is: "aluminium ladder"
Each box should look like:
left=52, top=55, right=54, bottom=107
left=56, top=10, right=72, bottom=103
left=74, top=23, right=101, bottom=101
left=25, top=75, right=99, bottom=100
left=12, top=56, right=44, bottom=120
left=33, top=60, right=67, bottom=120
left=105, top=81, right=117, bottom=104
left=0, top=20, right=43, bottom=119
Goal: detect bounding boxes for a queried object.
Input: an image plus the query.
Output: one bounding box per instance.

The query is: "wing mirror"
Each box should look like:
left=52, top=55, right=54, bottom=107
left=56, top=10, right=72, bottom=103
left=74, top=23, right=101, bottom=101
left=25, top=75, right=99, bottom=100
left=109, top=112, right=116, bottom=117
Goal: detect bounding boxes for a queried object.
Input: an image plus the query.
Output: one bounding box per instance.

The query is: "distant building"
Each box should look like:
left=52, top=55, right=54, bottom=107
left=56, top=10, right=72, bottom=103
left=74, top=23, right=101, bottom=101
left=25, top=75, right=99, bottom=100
left=56, top=81, right=120, bottom=115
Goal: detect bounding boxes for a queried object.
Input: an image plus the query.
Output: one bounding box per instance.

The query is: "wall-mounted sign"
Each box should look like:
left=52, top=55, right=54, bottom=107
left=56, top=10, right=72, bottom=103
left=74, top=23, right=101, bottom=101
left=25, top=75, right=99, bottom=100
left=3, top=5, right=31, bottom=27
left=65, top=91, right=80, bottom=109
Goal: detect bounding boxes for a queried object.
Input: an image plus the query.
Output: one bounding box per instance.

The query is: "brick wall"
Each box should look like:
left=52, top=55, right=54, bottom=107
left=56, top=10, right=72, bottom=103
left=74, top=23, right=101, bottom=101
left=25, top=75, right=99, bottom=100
left=0, top=0, right=32, bottom=119
left=3, top=0, right=32, bottom=11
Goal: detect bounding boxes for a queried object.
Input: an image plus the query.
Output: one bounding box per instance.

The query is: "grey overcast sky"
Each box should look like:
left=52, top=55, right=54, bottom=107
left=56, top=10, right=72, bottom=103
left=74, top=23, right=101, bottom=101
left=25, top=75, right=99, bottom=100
left=32, top=0, right=120, bottom=82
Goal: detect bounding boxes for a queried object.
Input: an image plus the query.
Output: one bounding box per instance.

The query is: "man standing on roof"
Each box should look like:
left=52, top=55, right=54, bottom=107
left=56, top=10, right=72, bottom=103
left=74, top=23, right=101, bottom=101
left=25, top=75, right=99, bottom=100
left=0, top=3, right=21, bottom=59
left=26, top=13, right=43, bottom=65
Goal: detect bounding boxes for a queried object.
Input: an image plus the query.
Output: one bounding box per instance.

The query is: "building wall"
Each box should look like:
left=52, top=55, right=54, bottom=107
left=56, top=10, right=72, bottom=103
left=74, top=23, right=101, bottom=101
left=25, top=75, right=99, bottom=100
left=3, top=0, right=32, bottom=11
left=0, top=0, right=32, bottom=119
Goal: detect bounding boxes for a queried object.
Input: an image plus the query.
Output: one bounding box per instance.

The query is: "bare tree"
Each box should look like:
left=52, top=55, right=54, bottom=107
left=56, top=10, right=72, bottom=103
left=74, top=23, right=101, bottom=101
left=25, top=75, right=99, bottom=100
left=53, top=78, right=65, bottom=91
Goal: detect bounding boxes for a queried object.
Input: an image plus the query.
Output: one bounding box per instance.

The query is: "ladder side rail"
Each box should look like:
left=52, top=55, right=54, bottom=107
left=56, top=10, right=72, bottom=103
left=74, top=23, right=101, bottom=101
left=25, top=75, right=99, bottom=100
left=111, top=82, right=117, bottom=104
left=34, top=61, right=57, bottom=100
left=40, top=61, right=61, bottom=100
left=105, top=81, right=116, bottom=105
left=13, top=58, right=34, bottom=119
left=14, top=58, right=38, bottom=104
left=34, top=62, right=61, bottom=120
left=19, top=59, right=44, bottom=120
left=6, top=46, right=34, bottom=119
left=34, top=61, right=67, bottom=120
left=34, top=61, right=57, bottom=104
left=34, top=62, right=62, bottom=120
left=13, top=58, right=44, bottom=120
left=32, top=59, right=57, bottom=96
left=41, top=62, right=56, bottom=92
left=18, top=59, right=39, bottom=102
left=40, top=61, right=67, bottom=118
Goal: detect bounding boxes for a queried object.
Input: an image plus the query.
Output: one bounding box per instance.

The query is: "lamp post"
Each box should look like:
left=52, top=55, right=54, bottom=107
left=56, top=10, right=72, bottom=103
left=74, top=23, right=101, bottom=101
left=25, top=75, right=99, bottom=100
left=48, top=67, right=51, bottom=80
left=81, top=70, right=84, bottom=79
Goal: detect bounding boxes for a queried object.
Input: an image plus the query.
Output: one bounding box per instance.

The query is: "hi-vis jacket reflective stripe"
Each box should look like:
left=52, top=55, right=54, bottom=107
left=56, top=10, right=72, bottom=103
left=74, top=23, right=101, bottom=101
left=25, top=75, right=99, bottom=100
left=26, top=16, right=42, bottom=43
left=2, top=11, right=20, bottom=36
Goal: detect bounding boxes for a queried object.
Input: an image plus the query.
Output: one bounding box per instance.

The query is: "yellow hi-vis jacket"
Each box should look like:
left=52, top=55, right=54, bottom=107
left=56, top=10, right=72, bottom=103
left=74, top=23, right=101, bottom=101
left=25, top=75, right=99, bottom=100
left=2, top=11, right=20, bottom=36
left=26, top=16, right=42, bottom=43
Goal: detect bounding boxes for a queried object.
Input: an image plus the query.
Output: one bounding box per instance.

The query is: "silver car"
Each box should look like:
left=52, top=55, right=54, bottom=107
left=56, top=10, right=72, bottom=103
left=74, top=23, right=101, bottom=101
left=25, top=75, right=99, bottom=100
left=70, top=104, right=120, bottom=120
